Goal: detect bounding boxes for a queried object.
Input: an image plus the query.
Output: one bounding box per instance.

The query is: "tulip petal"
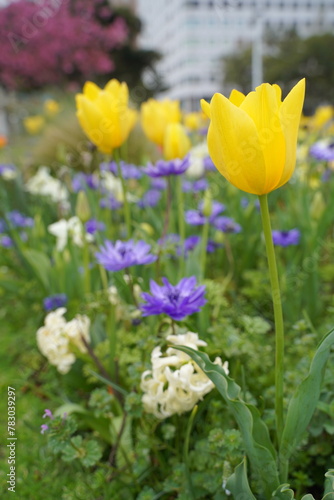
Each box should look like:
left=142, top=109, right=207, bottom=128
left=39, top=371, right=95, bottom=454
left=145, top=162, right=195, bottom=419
left=208, top=93, right=266, bottom=194
left=200, top=99, right=211, bottom=119
left=76, top=95, right=112, bottom=153
left=82, top=81, right=101, bottom=102
left=277, top=78, right=305, bottom=189
left=240, top=83, right=286, bottom=193
left=229, top=89, right=245, bottom=107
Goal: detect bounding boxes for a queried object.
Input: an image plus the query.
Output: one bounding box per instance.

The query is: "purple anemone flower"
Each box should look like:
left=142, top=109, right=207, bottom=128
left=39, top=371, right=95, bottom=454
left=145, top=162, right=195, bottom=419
left=0, top=235, right=13, bottom=248
left=85, top=219, right=106, bottom=234
left=43, top=294, right=68, bottom=311
left=204, top=156, right=216, bottom=171
left=101, top=161, right=142, bottom=180
left=99, top=196, right=122, bottom=210
left=72, top=173, right=99, bottom=192
left=213, top=216, right=242, bottom=234
left=272, top=229, right=300, bottom=247
left=140, top=276, right=206, bottom=321
left=309, top=140, right=334, bottom=162
left=185, top=201, right=225, bottom=226
left=183, top=178, right=208, bottom=193
left=96, top=240, right=157, bottom=271
left=137, top=189, right=162, bottom=208
left=151, top=178, right=167, bottom=190
left=6, top=210, right=34, bottom=228
left=144, top=157, right=190, bottom=177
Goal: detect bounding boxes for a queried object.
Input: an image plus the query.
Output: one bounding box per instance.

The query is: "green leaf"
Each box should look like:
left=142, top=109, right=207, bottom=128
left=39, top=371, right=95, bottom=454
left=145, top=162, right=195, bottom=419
left=325, top=469, right=334, bottom=495
left=173, top=346, right=279, bottom=497
left=225, top=458, right=256, bottom=499
left=21, top=249, right=51, bottom=290
left=54, top=402, right=88, bottom=417
left=271, top=484, right=295, bottom=499
left=280, top=328, right=334, bottom=464
left=301, top=495, right=316, bottom=500
left=81, top=440, right=102, bottom=467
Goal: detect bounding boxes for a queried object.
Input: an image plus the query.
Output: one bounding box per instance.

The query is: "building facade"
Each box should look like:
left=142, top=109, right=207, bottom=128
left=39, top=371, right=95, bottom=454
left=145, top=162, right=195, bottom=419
left=136, top=0, right=334, bottom=109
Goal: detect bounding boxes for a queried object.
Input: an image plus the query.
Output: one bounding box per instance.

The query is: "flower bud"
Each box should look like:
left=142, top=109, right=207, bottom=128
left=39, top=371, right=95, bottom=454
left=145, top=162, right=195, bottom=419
left=310, top=191, right=325, bottom=220
left=201, top=189, right=212, bottom=218
left=75, top=190, right=91, bottom=223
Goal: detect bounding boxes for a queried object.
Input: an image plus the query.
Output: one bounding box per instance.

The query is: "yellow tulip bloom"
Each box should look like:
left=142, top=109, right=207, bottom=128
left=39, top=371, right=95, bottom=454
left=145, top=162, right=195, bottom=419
left=44, top=99, right=60, bottom=117
left=23, top=115, right=45, bottom=135
left=201, top=79, right=305, bottom=195
left=163, top=123, right=191, bottom=160
left=184, top=112, right=202, bottom=131
left=76, top=79, right=137, bottom=154
left=141, top=98, right=181, bottom=146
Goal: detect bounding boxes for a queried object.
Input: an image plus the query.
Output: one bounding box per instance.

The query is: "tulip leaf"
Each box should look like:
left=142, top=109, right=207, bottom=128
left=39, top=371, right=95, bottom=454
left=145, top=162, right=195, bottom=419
left=173, top=346, right=279, bottom=497
left=271, top=484, right=295, bottom=499
left=21, top=249, right=51, bottom=290
left=225, top=458, right=256, bottom=499
left=324, top=469, right=334, bottom=495
left=280, top=328, right=334, bottom=464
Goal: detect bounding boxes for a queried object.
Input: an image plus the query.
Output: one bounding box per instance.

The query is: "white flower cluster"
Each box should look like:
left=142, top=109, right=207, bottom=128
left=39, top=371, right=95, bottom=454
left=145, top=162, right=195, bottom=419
left=48, top=216, right=93, bottom=251
left=36, top=308, right=90, bottom=374
left=25, top=166, right=69, bottom=207
left=186, top=142, right=209, bottom=178
left=141, top=332, right=228, bottom=419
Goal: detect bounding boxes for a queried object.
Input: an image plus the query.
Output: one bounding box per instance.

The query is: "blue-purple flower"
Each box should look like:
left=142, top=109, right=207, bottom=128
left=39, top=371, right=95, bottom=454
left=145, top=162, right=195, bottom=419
left=185, top=201, right=225, bottom=226
left=272, top=229, right=300, bottom=247
left=140, top=276, right=206, bottom=321
left=183, top=178, right=208, bottom=193
left=137, top=189, right=162, bottom=208
left=0, top=235, right=13, bottom=248
left=101, top=161, right=143, bottom=180
left=213, top=216, right=242, bottom=234
left=85, top=219, right=106, bottom=234
left=150, top=178, right=167, bottom=190
left=309, top=140, right=334, bottom=161
left=72, top=173, right=99, bottom=192
left=144, top=157, right=190, bottom=178
left=6, top=210, right=34, bottom=228
left=96, top=240, right=157, bottom=271
left=43, top=294, right=68, bottom=311
left=99, top=196, right=122, bottom=210
left=203, top=156, right=216, bottom=171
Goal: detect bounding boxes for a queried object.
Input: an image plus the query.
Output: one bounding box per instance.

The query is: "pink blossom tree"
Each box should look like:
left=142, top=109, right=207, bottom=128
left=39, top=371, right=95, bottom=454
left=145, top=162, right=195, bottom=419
left=0, top=0, right=128, bottom=90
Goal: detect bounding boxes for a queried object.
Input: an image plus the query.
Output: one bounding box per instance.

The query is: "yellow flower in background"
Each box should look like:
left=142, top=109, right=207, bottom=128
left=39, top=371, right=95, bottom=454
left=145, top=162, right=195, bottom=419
left=141, top=98, right=181, bottom=146
left=76, top=79, right=137, bottom=154
left=184, top=111, right=202, bottom=131
left=311, top=105, right=333, bottom=130
left=44, top=99, right=60, bottom=117
left=23, top=115, right=45, bottom=135
left=163, top=123, right=191, bottom=160
left=201, top=79, right=305, bottom=195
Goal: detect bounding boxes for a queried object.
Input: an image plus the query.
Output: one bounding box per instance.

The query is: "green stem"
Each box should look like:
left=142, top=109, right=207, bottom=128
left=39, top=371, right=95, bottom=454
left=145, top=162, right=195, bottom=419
left=114, top=149, right=131, bottom=238
left=183, top=405, right=198, bottom=499
left=258, top=194, right=284, bottom=448
left=176, top=175, right=185, bottom=278
left=106, top=304, right=117, bottom=381
left=82, top=239, right=91, bottom=295
left=200, top=219, right=209, bottom=279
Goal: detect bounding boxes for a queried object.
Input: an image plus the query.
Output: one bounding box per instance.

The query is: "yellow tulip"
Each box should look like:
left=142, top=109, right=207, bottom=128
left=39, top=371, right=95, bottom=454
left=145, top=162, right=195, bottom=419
left=184, top=112, right=202, bottom=131
left=163, top=123, right=191, bottom=160
left=23, top=115, right=45, bottom=135
left=76, top=79, right=137, bottom=154
left=201, top=79, right=305, bottom=195
left=141, top=98, right=181, bottom=146
left=44, top=99, right=60, bottom=116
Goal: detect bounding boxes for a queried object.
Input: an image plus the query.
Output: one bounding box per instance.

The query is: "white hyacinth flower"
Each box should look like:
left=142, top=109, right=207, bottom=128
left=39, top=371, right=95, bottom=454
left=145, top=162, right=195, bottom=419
left=36, top=308, right=90, bottom=374
left=25, top=166, right=69, bottom=207
left=141, top=332, right=228, bottom=419
left=48, top=216, right=93, bottom=251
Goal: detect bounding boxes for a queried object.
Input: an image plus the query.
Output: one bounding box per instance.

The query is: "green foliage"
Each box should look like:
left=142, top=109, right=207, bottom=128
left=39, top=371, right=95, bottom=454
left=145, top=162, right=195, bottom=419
left=224, top=30, right=334, bottom=112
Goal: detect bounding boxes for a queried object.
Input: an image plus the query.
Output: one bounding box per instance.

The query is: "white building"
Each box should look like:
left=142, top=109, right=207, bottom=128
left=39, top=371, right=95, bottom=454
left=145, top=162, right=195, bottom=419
left=136, top=0, right=334, bottom=109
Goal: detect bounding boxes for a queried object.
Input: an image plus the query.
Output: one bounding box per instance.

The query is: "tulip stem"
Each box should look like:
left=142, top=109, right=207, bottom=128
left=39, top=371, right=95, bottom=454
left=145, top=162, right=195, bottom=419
left=114, top=150, right=132, bottom=238
left=258, top=194, right=284, bottom=448
left=200, top=219, right=209, bottom=279
left=176, top=175, right=185, bottom=278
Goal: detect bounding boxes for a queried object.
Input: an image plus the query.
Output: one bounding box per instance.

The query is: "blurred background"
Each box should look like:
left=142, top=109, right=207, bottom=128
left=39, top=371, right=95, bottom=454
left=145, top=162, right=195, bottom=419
left=1, top=0, right=334, bottom=156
